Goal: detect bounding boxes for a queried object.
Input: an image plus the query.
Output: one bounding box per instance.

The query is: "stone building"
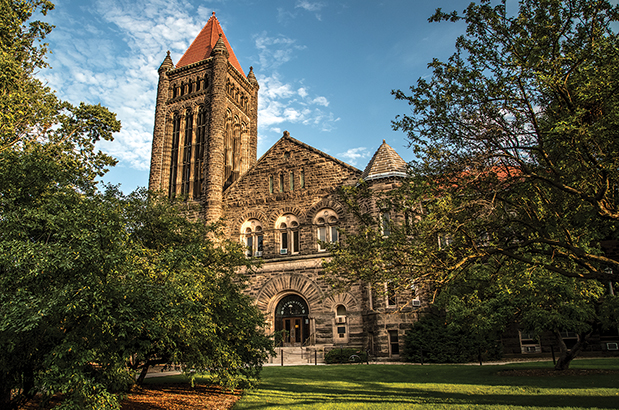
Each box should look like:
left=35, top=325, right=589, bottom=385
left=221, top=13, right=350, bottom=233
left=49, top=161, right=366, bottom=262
left=148, top=13, right=420, bottom=359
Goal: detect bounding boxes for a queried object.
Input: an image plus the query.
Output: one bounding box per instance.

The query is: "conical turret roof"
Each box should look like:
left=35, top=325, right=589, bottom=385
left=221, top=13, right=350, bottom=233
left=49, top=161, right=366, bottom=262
left=361, top=140, right=408, bottom=181
left=176, top=12, right=244, bottom=75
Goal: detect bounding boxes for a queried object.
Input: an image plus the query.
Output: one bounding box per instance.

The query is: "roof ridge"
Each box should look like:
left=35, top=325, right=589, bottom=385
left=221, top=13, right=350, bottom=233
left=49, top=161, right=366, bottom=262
left=280, top=131, right=362, bottom=173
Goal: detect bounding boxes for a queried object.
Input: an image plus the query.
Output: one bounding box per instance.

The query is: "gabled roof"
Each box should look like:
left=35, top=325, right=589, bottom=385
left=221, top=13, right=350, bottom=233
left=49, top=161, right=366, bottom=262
left=361, top=140, right=408, bottom=181
left=176, top=12, right=245, bottom=75
left=223, top=131, right=362, bottom=194
left=262, top=131, right=362, bottom=174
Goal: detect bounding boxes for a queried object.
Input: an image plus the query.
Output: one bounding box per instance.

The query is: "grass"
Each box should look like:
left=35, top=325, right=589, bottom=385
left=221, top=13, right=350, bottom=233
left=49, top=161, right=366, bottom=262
left=231, top=358, right=619, bottom=409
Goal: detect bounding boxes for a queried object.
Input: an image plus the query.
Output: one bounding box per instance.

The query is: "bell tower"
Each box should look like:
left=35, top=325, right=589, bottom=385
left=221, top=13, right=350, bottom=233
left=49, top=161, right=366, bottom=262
left=148, top=12, right=259, bottom=222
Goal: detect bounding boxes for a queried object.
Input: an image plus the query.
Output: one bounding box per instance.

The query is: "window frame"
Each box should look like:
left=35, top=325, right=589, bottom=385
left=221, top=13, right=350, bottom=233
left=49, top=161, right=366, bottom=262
left=241, top=220, right=264, bottom=258
left=277, top=215, right=300, bottom=255
left=314, top=209, right=339, bottom=252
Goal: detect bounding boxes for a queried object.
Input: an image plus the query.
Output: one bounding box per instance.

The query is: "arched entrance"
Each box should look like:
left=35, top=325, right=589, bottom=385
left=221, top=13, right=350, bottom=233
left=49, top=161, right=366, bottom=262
left=275, top=294, right=310, bottom=346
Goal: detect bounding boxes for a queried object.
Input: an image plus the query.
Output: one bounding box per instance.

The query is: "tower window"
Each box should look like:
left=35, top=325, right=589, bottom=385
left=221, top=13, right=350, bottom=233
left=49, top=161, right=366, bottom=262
left=181, top=110, right=193, bottom=197
left=168, top=114, right=181, bottom=198
left=269, top=175, right=273, bottom=194
left=300, top=169, right=305, bottom=189
left=279, top=173, right=284, bottom=193
left=193, top=107, right=207, bottom=199
left=289, top=172, right=294, bottom=191
left=381, top=212, right=391, bottom=236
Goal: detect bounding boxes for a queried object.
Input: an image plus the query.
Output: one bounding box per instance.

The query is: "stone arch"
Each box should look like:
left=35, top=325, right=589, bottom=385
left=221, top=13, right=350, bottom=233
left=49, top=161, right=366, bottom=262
left=266, top=207, right=305, bottom=227
left=181, top=102, right=194, bottom=113
left=323, top=292, right=359, bottom=312
left=232, top=210, right=268, bottom=236
left=256, top=274, right=325, bottom=316
left=307, top=198, right=346, bottom=220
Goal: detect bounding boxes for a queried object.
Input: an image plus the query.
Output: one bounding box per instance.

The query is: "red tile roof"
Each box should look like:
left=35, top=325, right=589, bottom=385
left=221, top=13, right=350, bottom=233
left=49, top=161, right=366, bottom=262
left=176, top=12, right=245, bottom=75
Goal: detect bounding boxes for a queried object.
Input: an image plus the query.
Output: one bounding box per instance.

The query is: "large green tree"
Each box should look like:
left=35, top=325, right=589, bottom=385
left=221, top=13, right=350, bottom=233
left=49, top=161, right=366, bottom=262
left=325, top=0, right=619, bottom=370
left=0, top=1, right=272, bottom=408
left=392, top=0, right=619, bottom=282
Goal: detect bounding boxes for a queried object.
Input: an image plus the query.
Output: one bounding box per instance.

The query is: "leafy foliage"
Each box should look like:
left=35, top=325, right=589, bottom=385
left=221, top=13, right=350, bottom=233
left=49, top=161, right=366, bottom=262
left=0, top=1, right=273, bottom=408
left=325, top=0, right=619, bottom=371
left=392, top=0, right=619, bottom=283
left=403, top=314, right=503, bottom=364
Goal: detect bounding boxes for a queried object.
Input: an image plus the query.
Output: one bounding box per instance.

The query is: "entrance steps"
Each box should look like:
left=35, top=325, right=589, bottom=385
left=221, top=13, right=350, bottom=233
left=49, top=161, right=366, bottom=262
left=266, top=346, right=325, bottom=366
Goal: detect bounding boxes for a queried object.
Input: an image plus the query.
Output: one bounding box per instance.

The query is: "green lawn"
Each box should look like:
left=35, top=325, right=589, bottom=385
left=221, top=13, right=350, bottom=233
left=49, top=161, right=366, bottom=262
left=232, top=359, right=619, bottom=409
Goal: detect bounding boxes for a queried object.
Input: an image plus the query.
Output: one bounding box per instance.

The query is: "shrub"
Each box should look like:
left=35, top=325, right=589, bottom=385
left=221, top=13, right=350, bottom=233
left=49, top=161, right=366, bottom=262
left=403, top=314, right=502, bottom=363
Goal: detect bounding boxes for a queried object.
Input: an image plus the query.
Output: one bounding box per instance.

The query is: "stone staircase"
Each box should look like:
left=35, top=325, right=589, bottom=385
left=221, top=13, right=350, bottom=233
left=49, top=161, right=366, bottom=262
left=266, top=346, right=325, bottom=366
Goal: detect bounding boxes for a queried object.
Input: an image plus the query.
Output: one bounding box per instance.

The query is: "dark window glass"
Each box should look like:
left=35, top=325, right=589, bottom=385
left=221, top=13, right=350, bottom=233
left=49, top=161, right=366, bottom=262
left=168, top=115, right=181, bottom=198
left=181, top=112, right=193, bottom=196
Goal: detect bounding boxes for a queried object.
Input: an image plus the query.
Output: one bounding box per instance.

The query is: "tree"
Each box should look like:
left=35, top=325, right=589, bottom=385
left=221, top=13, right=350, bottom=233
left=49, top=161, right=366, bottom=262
left=393, top=0, right=619, bottom=283
left=0, top=1, right=273, bottom=408
left=325, top=0, right=619, bottom=370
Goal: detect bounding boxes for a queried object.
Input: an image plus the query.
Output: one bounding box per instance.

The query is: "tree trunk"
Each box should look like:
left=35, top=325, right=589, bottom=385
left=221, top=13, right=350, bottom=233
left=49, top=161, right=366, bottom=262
left=553, top=330, right=590, bottom=370
left=135, top=356, right=170, bottom=385
left=136, top=365, right=150, bottom=385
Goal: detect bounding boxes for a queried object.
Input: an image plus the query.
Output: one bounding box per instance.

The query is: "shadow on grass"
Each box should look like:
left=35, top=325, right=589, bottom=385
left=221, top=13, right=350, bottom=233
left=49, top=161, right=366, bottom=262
left=234, top=360, right=619, bottom=409
left=238, top=383, right=619, bottom=409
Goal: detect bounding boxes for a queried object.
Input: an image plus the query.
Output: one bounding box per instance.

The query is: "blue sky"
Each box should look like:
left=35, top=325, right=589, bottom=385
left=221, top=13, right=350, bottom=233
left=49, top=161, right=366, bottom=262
left=39, top=0, right=473, bottom=192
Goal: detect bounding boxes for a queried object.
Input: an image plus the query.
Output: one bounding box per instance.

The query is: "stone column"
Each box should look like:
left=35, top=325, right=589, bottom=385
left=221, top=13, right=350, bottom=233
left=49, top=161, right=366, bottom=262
left=204, top=35, right=229, bottom=222
left=149, top=51, right=174, bottom=192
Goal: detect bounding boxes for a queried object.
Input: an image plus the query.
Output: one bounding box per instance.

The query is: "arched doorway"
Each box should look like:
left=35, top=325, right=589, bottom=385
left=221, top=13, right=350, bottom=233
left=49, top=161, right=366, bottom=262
left=275, top=294, right=310, bottom=346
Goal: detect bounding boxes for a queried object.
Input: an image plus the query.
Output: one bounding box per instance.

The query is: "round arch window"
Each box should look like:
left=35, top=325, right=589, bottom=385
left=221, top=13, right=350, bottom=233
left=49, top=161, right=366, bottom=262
left=336, top=305, right=347, bottom=316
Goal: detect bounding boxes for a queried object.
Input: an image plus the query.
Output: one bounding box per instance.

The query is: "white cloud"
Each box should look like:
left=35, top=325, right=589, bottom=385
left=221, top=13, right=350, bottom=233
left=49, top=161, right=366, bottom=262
left=295, top=1, right=325, bottom=20
left=40, top=0, right=212, bottom=172
left=257, top=73, right=337, bottom=134
left=295, top=1, right=325, bottom=12
left=311, top=96, right=329, bottom=107
left=337, top=147, right=371, bottom=166
left=254, top=32, right=305, bottom=70
left=276, top=1, right=326, bottom=23
left=40, top=0, right=340, bottom=177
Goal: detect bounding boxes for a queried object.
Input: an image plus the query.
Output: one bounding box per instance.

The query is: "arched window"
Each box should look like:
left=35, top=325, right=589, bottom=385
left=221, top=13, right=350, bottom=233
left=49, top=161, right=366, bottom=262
left=276, top=214, right=299, bottom=255
left=336, top=305, right=346, bottom=317
left=193, top=106, right=207, bottom=199
left=168, top=113, right=181, bottom=198
left=241, top=219, right=263, bottom=257
left=180, top=108, right=193, bottom=197
left=314, top=208, right=339, bottom=251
